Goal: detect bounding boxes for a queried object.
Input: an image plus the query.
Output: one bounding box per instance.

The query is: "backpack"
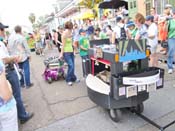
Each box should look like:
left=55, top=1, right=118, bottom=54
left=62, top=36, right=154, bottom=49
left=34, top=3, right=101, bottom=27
left=159, top=20, right=171, bottom=48
left=120, top=27, right=127, bottom=40
left=57, top=32, right=62, bottom=42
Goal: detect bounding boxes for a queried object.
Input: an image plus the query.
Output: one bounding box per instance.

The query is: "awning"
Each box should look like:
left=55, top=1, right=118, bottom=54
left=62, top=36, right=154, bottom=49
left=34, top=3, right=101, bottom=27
left=81, top=12, right=94, bottom=19
left=74, top=11, right=94, bottom=20
left=99, top=0, right=128, bottom=9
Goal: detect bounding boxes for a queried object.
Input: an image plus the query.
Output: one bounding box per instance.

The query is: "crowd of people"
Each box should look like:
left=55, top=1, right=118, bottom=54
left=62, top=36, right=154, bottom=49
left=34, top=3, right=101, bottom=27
left=0, top=3, right=175, bottom=131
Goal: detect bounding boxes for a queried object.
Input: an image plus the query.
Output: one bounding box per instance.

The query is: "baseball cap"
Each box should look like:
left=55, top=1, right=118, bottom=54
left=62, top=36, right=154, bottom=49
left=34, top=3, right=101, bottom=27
left=146, top=15, right=154, bottom=21
left=126, top=21, right=135, bottom=28
left=79, top=29, right=86, bottom=34
left=0, top=22, right=9, bottom=29
left=116, top=16, right=122, bottom=22
left=165, top=4, right=172, bottom=9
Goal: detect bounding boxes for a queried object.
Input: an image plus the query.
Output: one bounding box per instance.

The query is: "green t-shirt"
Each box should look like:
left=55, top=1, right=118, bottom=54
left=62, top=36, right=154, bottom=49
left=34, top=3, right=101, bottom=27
left=64, top=38, right=73, bottom=52
left=130, top=27, right=138, bottom=39
left=99, top=32, right=107, bottom=39
left=168, top=19, right=175, bottom=38
left=79, top=36, right=89, bottom=56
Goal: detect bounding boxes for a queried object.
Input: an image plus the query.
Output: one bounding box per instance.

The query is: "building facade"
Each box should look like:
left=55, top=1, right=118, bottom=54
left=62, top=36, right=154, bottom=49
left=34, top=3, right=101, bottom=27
left=128, top=0, right=152, bottom=18
left=128, top=0, right=174, bottom=18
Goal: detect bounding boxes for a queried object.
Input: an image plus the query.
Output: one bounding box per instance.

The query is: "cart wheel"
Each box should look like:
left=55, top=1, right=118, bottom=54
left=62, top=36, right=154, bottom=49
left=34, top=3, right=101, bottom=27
left=48, top=77, right=52, bottom=84
left=108, top=109, right=122, bottom=122
left=135, top=103, right=144, bottom=114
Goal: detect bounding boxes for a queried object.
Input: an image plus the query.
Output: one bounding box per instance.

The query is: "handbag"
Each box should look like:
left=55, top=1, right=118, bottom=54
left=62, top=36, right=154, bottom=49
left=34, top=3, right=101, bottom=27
left=161, top=41, right=168, bottom=48
left=14, top=64, right=22, bottom=80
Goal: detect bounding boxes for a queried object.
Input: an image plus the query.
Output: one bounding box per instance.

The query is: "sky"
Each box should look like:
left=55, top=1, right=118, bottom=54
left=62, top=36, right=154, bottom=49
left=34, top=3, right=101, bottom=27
left=0, top=0, right=57, bottom=31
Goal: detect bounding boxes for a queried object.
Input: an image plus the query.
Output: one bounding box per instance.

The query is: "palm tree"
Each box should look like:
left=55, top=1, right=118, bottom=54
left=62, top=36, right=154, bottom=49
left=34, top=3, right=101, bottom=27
left=79, top=0, right=103, bottom=9
left=78, top=0, right=103, bottom=19
left=28, top=13, right=36, bottom=25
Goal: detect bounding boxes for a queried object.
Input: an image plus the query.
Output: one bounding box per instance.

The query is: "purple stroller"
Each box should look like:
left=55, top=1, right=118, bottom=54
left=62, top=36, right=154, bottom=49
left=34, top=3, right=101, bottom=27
left=43, top=48, right=65, bottom=83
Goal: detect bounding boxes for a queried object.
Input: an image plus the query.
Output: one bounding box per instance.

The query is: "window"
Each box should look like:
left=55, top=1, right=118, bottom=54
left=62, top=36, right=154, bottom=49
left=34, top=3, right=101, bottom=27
left=134, top=1, right=137, bottom=8
left=146, top=3, right=151, bottom=15
left=130, top=2, right=133, bottom=9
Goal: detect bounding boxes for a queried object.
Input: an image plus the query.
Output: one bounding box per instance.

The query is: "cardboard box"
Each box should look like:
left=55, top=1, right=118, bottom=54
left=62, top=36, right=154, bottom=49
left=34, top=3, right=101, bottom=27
left=96, top=70, right=110, bottom=83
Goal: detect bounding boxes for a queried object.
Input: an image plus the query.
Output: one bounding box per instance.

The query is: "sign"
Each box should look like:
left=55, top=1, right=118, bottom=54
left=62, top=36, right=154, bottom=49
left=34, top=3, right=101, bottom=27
left=126, top=85, right=137, bottom=98
left=119, top=39, right=147, bottom=62
left=123, top=72, right=160, bottom=85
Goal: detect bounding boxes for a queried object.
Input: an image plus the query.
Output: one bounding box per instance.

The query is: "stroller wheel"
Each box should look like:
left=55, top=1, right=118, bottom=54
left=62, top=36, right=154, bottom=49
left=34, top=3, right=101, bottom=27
left=48, top=77, right=52, bottom=84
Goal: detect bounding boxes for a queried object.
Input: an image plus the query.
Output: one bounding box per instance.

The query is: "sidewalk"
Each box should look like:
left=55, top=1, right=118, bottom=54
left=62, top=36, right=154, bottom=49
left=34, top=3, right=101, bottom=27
left=20, top=53, right=175, bottom=131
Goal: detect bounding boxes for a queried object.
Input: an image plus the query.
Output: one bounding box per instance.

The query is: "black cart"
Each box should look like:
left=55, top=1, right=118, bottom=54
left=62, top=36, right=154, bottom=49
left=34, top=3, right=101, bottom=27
left=84, top=39, right=175, bottom=131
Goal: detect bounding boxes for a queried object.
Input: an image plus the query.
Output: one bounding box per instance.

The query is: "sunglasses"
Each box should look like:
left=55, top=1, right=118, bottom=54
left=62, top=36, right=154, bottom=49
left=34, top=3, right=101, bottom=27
left=0, top=28, right=4, bottom=31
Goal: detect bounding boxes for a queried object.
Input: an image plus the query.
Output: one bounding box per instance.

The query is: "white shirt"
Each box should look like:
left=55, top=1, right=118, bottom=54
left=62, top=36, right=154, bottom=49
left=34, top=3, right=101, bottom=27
left=147, top=23, right=158, bottom=47
left=113, top=23, right=125, bottom=39
left=8, top=33, right=31, bottom=62
left=136, top=24, right=148, bottom=39
left=0, top=41, right=9, bottom=59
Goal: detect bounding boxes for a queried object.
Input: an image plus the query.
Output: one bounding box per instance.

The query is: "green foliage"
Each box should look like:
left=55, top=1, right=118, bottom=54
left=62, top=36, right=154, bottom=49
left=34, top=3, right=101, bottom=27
left=28, top=13, right=36, bottom=24
left=28, top=13, right=48, bottom=30
left=79, top=0, right=103, bottom=9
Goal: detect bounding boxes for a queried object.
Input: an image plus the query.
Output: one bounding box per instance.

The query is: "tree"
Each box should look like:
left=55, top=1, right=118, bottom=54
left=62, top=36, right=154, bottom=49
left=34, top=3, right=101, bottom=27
left=28, top=13, right=36, bottom=24
left=78, top=0, right=102, bottom=19
left=79, top=0, right=103, bottom=9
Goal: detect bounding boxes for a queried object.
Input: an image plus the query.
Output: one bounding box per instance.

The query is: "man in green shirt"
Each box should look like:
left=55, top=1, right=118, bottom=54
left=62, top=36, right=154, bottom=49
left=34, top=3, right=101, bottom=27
left=167, top=9, right=175, bottom=74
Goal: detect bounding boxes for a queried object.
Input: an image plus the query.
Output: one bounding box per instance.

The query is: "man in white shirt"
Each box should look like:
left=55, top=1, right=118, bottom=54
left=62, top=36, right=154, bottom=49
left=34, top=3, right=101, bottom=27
left=112, top=16, right=126, bottom=44
left=8, top=25, right=33, bottom=88
left=146, top=15, right=158, bottom=67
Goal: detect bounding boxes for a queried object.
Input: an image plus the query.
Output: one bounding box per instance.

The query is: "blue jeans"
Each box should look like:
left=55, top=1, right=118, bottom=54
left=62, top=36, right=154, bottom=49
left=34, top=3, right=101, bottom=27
left=167, top=38, right=175, bottom=69
left=18, top=58, right=31, bottom=86
left=6, top=70, right=28, bottom=119
left=63, top=52, right=77, bottom=82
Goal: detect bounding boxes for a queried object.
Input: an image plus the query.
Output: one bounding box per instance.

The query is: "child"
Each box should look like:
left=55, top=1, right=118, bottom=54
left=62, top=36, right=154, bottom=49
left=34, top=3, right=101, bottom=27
left=79, top=29, right=90, bottom=77
left=126, top=21, right=139, bottom=71
left=126, top=21, right=138, bottom=39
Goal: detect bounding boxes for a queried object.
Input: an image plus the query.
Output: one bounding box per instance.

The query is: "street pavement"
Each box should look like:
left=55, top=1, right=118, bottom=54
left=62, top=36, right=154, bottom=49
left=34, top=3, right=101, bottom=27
left=20, top=51, right=175, bottom=131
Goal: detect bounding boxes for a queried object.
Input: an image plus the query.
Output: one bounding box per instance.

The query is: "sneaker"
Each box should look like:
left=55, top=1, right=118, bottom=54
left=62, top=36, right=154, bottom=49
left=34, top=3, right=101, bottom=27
left=74, top=79, right=80, bottom=83
left=160, top=50, right=167, bottom=55
left=21, top=85, right=26, bottom=88
left=20, top=112, right=34, bottom=124
left=67, top=82, right=73, bottom=86
left=168, top=69, right=173, bottom=74
left=26, top=83, right=34, bottom=88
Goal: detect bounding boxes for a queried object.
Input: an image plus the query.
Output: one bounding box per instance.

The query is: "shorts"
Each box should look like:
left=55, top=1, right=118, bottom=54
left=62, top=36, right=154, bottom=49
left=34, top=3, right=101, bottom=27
left=35, top=41, right=43, bottom=49
left=150, top=44, right=157, bottom=54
